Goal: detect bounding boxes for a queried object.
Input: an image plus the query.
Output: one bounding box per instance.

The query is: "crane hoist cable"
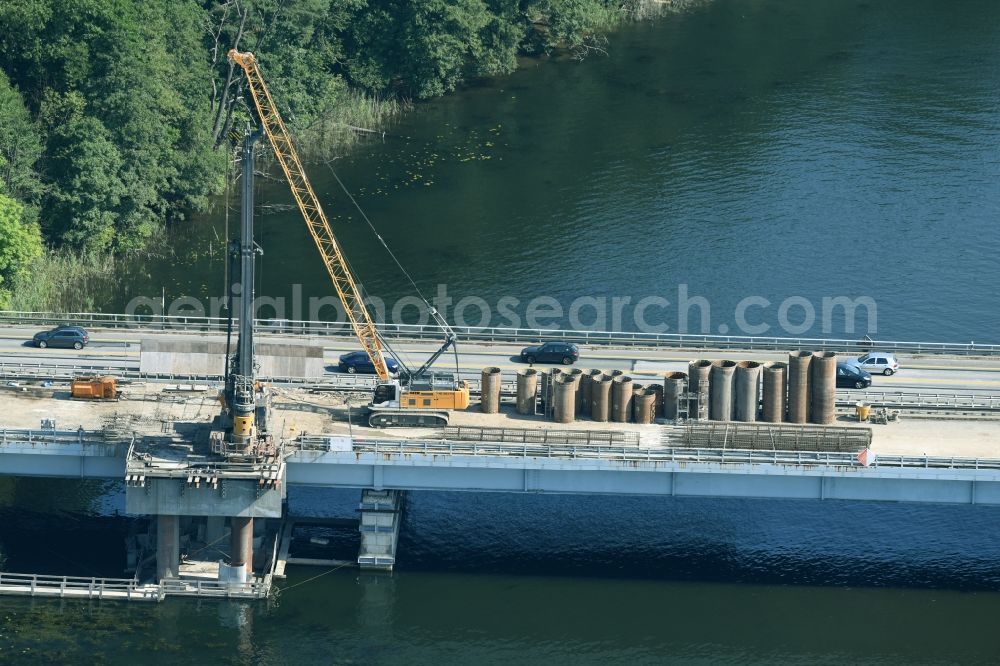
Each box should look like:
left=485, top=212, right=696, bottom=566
left=322, top=159, right=462, bottom=378
left=322, top=160, right=430, bottom=305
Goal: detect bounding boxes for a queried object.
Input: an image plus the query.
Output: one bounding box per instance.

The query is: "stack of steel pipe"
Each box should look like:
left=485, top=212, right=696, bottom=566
left=761, top=361, right=787, bottom=423
left=809, top=351, right=837, bottom=424
left=611, top=375, right=634, bottom=423
left=633, top=388, right=657, bottom=424
left=687, top=360, right=712, bottom=420
left=516, top=368, right=539, bottom=415
left=787, top=351, right=812, bottom=424
left=480, top=366, right=502, bottom=413
left=734, top=361, right=762, bottom=422
left=590, top=374, right=612, bottom=422
left=709, top=360, right=737, bottom=421
left=663, top=371, right=687, bottom=420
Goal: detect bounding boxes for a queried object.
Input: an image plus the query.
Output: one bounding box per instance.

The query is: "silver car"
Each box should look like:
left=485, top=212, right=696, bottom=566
left=856, top=352, right=899, bottom=376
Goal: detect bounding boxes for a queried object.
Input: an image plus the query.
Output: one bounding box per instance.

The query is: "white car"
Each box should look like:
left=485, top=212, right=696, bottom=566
left=856, top=352, right=899, bottom=376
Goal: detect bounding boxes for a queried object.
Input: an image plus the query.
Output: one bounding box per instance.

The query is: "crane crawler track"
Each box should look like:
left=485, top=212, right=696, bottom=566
left=367, top=408, right=450, bottom=428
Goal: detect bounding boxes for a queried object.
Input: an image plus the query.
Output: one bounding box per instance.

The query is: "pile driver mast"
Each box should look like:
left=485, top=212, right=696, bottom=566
left=216, top=127, right=270, bottom=458
left=228, top=49, right=469, bottom=426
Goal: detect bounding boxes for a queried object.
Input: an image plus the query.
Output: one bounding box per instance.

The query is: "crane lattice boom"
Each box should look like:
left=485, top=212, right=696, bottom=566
left=228, top=49, right=389, bottom=381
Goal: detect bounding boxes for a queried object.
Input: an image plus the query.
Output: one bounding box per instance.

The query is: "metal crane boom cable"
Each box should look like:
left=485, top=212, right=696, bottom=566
left=322, top=161, right=430, bottom=305
left=322, top=161, right=461, bottom=378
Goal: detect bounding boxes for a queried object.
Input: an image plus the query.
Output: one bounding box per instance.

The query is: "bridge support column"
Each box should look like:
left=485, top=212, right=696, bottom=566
left=156, top=514, right=180, bottom=581
left=231, top=516, right=254, bottom=580
left=357, top=489, right=402, bottom=571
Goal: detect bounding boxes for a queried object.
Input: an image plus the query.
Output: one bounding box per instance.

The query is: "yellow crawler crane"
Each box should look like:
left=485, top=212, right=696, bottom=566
left=228, top=50, right=469, bottom=427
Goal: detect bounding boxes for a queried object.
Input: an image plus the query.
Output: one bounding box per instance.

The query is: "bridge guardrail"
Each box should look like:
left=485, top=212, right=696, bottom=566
left=345, top=438, right=1000, bottom=471
left=4, top=360, right=1000, bottom=413
left=2, top=310, right=997, bottom=356
left=0, top=572, right=162, bottom=601
left=838, top=390, right=1000, bottom=411
left=159, top=577, right=270, bottom=599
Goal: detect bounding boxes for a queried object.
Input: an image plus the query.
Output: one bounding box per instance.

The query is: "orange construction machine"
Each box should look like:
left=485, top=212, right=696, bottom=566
left=70, top=376, right=120, bottom=400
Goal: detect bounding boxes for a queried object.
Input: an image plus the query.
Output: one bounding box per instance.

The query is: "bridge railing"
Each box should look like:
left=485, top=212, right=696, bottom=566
left=1, top=310, right=997, bottom=356
left=343, top=438, right=1000, bottom=471
left=159, top=577, right=270, bottom=599
left=0, top=428, right=134, bottom=448
left=0, top=572, right=162, bottom=600
left=842, top=390, right=1000, bottom=411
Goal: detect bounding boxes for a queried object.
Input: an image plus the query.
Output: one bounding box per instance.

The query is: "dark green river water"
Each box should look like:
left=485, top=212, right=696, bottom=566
left=7, top=0, right=1000, bottom=662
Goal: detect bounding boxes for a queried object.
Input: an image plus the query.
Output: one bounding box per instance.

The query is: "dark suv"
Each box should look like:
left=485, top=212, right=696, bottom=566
left=519, top=342, right=580, bottom=365
left=32, top=326, right=89, bottom=350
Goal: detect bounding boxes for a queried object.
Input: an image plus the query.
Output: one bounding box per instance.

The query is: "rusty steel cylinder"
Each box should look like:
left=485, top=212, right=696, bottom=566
left=590, top=374, right=612, bottom=422
left=480, top=366, right=502, bottom=413
left=650, top=383, right=664, bottom=418
left=663, top=371, right=687, bottom=420
left=569, top=368, right=585, bottom=414
left=541, top=368, right=564, bottom=414
left=709, top=360, right=737, bottom=421
left=810, top=351, right=837, bottom=424
left=631, top=385, right=645, bottom=421
left=762, top=362, right=787, bottom=423
left=633, top=389, right=657, bottom=424
left=787, top=351, right=812, bottom=424
left=581, top=369, right=602, bottom=418
left=688, top=360, right=712, bottom=420
left=516, top=368, right=539, bottom=415
left=611, top=375, right=634, bottom=422
left=553, top=375, right=577, bottom=424
left=734, top=361, right=762, bottom=422
left=231, top=516, right=253, bottom=573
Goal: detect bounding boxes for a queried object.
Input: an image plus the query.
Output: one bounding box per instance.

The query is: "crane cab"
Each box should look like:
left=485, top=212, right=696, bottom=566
left=372, top=380, right=403, bottom=408
left=367, top=374, right=470, bottom=427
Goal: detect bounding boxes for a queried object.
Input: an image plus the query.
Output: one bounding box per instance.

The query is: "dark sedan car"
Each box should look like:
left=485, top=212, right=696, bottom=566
left=32, top=326, right=89, bottom=350
left=836, top=362, right=871, bottom=389
left=338, top=351, right=400, bottom=374
left=519, top=342, right=580, bottom=365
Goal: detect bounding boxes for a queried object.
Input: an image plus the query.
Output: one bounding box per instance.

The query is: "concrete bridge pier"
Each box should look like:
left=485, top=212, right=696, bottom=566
left=156, top=514, right=180, bottom=581
left=357, top=489, right=402, bottom=571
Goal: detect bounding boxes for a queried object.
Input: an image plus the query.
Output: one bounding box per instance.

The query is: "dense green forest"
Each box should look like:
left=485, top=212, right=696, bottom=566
left=0, top=0, right=643, bottom=309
